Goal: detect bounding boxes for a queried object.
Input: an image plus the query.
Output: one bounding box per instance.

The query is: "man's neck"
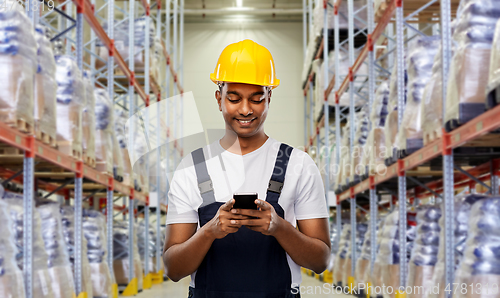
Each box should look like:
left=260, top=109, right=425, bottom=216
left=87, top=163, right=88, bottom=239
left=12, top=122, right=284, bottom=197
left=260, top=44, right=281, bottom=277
left=220, top=132, right=269, bottom=155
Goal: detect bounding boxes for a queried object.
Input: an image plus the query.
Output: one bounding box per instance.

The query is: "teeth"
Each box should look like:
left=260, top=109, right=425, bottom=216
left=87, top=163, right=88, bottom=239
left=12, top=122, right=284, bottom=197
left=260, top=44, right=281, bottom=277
left=238, top=119, right=251, bottom=124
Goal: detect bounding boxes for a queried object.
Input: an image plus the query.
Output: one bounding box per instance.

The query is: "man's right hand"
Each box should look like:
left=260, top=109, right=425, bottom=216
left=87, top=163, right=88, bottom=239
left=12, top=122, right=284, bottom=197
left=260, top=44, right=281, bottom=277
left=205, top=199, right=249, bottom=239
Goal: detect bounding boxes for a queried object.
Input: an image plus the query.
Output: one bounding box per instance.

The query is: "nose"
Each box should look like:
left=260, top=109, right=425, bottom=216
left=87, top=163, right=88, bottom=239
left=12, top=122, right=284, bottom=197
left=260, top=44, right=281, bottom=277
left=238, top=99, right=253, bottom=117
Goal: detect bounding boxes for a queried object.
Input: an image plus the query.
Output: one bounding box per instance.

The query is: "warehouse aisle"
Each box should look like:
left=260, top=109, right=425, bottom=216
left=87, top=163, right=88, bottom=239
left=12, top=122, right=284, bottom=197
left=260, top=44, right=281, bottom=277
left=131, top=273, right=352, bottom=297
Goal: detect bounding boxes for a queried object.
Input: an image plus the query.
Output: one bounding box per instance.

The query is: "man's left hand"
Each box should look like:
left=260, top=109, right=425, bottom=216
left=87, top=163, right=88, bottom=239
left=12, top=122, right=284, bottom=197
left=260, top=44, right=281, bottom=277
left=231, top=199, right=283, bottom=236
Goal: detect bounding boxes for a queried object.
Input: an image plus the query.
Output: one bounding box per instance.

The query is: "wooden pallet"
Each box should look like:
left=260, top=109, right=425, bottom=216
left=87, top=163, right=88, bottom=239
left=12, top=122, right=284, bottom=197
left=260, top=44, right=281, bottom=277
left=0, top=146, right=22, bottom=155
left=35, top=130, right=57, bottom=147
left=96, top=161, right=113, bottom=176
left=423, top=128, right=441, bottom=145
left=57, top=141, right=82, bottom=160
left=375, top=0, right=460, bottom=23
left=83, top=153, right=96, bottom=168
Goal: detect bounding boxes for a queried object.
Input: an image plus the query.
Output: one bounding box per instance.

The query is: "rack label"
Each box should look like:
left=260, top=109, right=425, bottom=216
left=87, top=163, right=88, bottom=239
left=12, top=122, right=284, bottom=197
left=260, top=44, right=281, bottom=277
left=476, top=121, right=483, bottom=132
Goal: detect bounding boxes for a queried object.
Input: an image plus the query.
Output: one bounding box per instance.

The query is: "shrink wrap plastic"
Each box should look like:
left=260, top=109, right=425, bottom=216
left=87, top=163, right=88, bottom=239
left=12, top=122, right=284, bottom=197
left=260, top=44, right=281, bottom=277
left=113, top=221, right=143, bottom=290
left=0, top=199, right=25, bottom=298
left=364, top=82, right=389, bottom=175
left=60, top=206, right=93, bottom=297
left=352, top=108, right=370, bottom=178
left=97, top=19, right=155, bottom=72
left=5, top=196, right=54, bottom=298
left=55, top=55, right=85, bottom=154
left=384, top=61, right=407, bottom=160
left=37, top=201, right=76, bottom=298
left=336, top=122, right=351, bottom=189
left=312, top=0, right=367, bottom=38
left=115, top=108, right=133, bottom=186
left=407, top=206, right=441, bottom=298
left=376, top=210, right=416, bottom=298
left=83, top=210, right=114, bottom=298
left=34, top=25, right=57, bottom=142
left=333, top=224, right=351, bottom=285
left=152, top=37, right=165, bottom=84
left=94, top=88, right=114, bottom=174
left=488, top=20, right=500, bottom=94
left=445, top=0, right=500, bottom=125
left=0, top=6, right=37, bottom=128
left=355, top=222, right=379, bottom=288
left=82, top=71, right=96, bottom=162
left=343, top=223, right=368, bottom=286
left=137, top=221, right=159, bottom=273
left=427, top=193, right=487, bottom=298
left=454, top=196, right=500, bottom=298
left=369, top=221, right=386, bottom=297
left=397, top=36, right=440, bottom=151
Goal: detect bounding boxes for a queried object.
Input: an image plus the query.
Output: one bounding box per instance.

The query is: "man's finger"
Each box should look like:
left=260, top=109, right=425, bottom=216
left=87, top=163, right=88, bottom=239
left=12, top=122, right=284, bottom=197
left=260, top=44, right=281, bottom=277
left=220, top=199, right=235, bottom=211
left=256, top=199, right=272, bottom=211
left=237, top=219, right=263, bottom=226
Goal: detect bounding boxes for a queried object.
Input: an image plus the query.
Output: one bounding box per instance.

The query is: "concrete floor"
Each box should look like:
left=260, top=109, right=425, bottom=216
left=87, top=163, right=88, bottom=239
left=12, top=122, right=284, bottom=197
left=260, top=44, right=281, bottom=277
left=132, top=273, right=352, bottom=297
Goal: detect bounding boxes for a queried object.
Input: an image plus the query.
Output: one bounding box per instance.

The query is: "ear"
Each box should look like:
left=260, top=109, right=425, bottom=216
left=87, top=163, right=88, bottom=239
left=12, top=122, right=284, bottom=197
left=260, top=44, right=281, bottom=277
left=268, top=90, right=272, bottom=105
left=216, top=90, right=222, bottom=111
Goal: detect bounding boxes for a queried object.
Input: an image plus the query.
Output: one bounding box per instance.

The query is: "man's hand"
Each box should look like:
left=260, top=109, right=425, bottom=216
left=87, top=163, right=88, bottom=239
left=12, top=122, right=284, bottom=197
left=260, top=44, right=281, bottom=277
left=231, top=199, right=283, bottom=236
left=205, top=199, right=250, bottom=239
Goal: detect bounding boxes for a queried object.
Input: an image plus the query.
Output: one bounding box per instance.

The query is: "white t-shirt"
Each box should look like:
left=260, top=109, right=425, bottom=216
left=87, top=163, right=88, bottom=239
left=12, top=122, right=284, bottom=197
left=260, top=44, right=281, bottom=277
left=165, top=137, right=329, bottom=288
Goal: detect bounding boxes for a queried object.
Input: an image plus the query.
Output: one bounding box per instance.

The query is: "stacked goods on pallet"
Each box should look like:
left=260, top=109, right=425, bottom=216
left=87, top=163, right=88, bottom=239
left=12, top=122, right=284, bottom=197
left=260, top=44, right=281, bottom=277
left=445, top=0, right=500, bottom=130
left=454, top=196, right=500, bottom=298
left=113, top=131, right=125, bottom=182
left=97, top=19, right=155, bottom=73
left=60, top=206, right=93, bottom=296
left=34, top=25, right=57, bottom=146
left=137, top=221, right=159, bottom=273
left=428, top=193, right=487, bottom=298
left=333, top=224, right=351, bottom=287
left=94, top=89, right=114, bottom=175
left=37, top=201, right=77, bottom=298
left=83, top=210, right=114, bottom=298
left=343, top=223, right=368, bottom=289
left=335, top=121, right=351, bottom=190
left=406, top=206, right=441, bottom=298
left=5, top=195, right=54, bottom=298
left=355, top=222, right=377, bottom=298
left=55, top=56, right=85, bottom=159
left=113, top=221, right=144, bottom=291
left=376, top=210, right=416, bottom=298
left=487, top=20, right=500, bottom=107
left=369, top=221, right=386, bottom=298
left=115, top=108, right=134, bottom=186
left=134, top=128, right=149, bottom=193
left=318, top=133, right=335, bottom=187
left=312, top=0, right=367, bottom=38
left=0, top=199, right=26, bottom=298
left=351, top=108, right=370, bottom=181
left=152, top=37, right=165, bottom=85
left=0, top=6, right=37, bottom=133
left=82, top=71, right=96, bottom=167
left=384, top=61, right=407, bottom=163
left=397, top=36, right=440, bottom=157
left=363, top=82, right=389, bottom=176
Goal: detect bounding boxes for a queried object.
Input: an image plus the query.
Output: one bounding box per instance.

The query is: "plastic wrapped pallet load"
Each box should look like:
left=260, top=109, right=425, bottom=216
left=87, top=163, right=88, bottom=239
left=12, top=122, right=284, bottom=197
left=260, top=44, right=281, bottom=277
left=4, top=194, right=54, bottom=298
left=0, top=5, right=37, bottom=133
left=406, top=206, right=441, bottom=298
left=343, top=223, right=368, bottom=290
left=94, top=88, right=114, bottom=175
left=34, top=25, right=57, bottom=146
left=335, top=122, right=351, bottom=191
left=397, top=36, right=439, bottom=157
left=37, top=201, right=77, bottom=298
left=355, top=223, right=378, bottom=296
left=312, top=0, right=367, bottom=38
left=445, top=0, right=500, bottom=129
left=333, top=224, right=350, bottom=287
left=115, top=108, right=134, bottom=186
left=0, top=199, right=26, bottom=298
left=368, top=221, right=385, bottom=298
left=55, top=55, right=85, bottom=158
left=454, top=196, right=500, bottom=298
left=83, top=210, right=114, bottom=298
left=427, top=193, right=487, bottom=298
left=82, top=71, right=96, bottom=167
left=113, top=221, right=143, bottom=291
left=487, top=19, right=500, bottom=107
left=60, top=206, right=93, bottom=297
left=351, top=108, right=370, bottom=181
left=137, top=221, right=158, bottom=273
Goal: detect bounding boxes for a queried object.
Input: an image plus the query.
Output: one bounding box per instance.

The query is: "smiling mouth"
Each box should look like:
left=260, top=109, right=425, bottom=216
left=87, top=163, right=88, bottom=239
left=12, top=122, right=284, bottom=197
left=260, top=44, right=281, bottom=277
left=235, top=118, right=256, bottom=126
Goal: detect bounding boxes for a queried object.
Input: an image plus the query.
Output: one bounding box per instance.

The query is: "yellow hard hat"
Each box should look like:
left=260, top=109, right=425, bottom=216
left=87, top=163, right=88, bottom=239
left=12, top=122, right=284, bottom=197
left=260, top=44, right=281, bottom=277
left=210, top=39, right=280, bottom=89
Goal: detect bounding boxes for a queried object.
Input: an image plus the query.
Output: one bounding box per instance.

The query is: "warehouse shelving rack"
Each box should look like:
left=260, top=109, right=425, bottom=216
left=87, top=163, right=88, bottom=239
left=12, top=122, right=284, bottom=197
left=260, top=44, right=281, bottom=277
left=303, top=0, right=500, bottom=296
left=0, top=0, right=185, bottom=297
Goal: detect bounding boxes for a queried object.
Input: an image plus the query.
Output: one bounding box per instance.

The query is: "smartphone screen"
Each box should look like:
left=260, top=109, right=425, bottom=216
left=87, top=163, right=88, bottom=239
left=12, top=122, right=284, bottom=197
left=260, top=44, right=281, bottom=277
left=233, top=192, right=258, bottom=210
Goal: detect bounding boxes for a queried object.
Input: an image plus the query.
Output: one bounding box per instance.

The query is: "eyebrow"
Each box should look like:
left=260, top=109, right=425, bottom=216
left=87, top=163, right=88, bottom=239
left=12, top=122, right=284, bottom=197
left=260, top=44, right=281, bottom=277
left=226, top=91, right=265, bottom=98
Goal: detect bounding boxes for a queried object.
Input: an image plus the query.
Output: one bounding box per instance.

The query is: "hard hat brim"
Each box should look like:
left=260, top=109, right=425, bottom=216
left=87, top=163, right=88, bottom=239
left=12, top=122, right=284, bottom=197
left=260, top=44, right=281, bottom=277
left=210, top=73, right=280, bottom=89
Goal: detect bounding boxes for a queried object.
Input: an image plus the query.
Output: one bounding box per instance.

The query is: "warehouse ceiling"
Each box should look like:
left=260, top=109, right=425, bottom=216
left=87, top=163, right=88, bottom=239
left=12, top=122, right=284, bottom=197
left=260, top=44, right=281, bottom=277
left=180, top=0, right=305, bottom=23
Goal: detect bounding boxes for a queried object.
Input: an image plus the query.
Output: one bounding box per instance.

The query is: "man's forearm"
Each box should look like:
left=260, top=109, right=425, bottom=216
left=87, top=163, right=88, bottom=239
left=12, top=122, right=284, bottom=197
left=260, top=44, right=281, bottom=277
left=164, top=225, right=215, bottom=282
left=273, top=218, right=330, bottom=273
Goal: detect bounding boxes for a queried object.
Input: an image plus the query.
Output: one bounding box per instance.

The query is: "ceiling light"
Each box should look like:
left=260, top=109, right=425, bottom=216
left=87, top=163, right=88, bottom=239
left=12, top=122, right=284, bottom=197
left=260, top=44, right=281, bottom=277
left=236, top=0, right=243, bottom=7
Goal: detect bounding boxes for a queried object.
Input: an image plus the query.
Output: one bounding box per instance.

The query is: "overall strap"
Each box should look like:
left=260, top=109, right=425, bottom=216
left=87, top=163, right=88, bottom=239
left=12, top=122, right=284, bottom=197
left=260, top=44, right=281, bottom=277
left=266, top=143, right=293, bottom=205
left=192, top=148, right=216, bottom=207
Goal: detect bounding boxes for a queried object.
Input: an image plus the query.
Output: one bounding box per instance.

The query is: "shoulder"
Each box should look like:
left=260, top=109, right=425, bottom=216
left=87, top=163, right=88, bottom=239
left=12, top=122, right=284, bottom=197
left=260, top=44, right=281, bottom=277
left=267, top=139, right=318, bottom=176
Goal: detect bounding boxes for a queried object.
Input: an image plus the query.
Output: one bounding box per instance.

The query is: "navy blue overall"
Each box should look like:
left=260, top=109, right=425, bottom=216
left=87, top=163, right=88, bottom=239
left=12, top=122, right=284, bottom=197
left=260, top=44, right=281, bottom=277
left=188, top=143, right=299, bottom=298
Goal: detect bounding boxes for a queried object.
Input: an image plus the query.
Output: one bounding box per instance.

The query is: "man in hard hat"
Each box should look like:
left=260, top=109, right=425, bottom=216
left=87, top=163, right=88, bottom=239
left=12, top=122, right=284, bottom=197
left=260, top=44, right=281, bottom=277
left=163, top=39, right=331, bottom=297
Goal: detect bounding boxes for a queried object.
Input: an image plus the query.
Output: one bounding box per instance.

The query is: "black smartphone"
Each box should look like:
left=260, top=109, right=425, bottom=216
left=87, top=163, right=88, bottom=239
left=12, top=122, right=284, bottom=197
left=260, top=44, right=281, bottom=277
left=233, top=192, right=258, bottom=210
